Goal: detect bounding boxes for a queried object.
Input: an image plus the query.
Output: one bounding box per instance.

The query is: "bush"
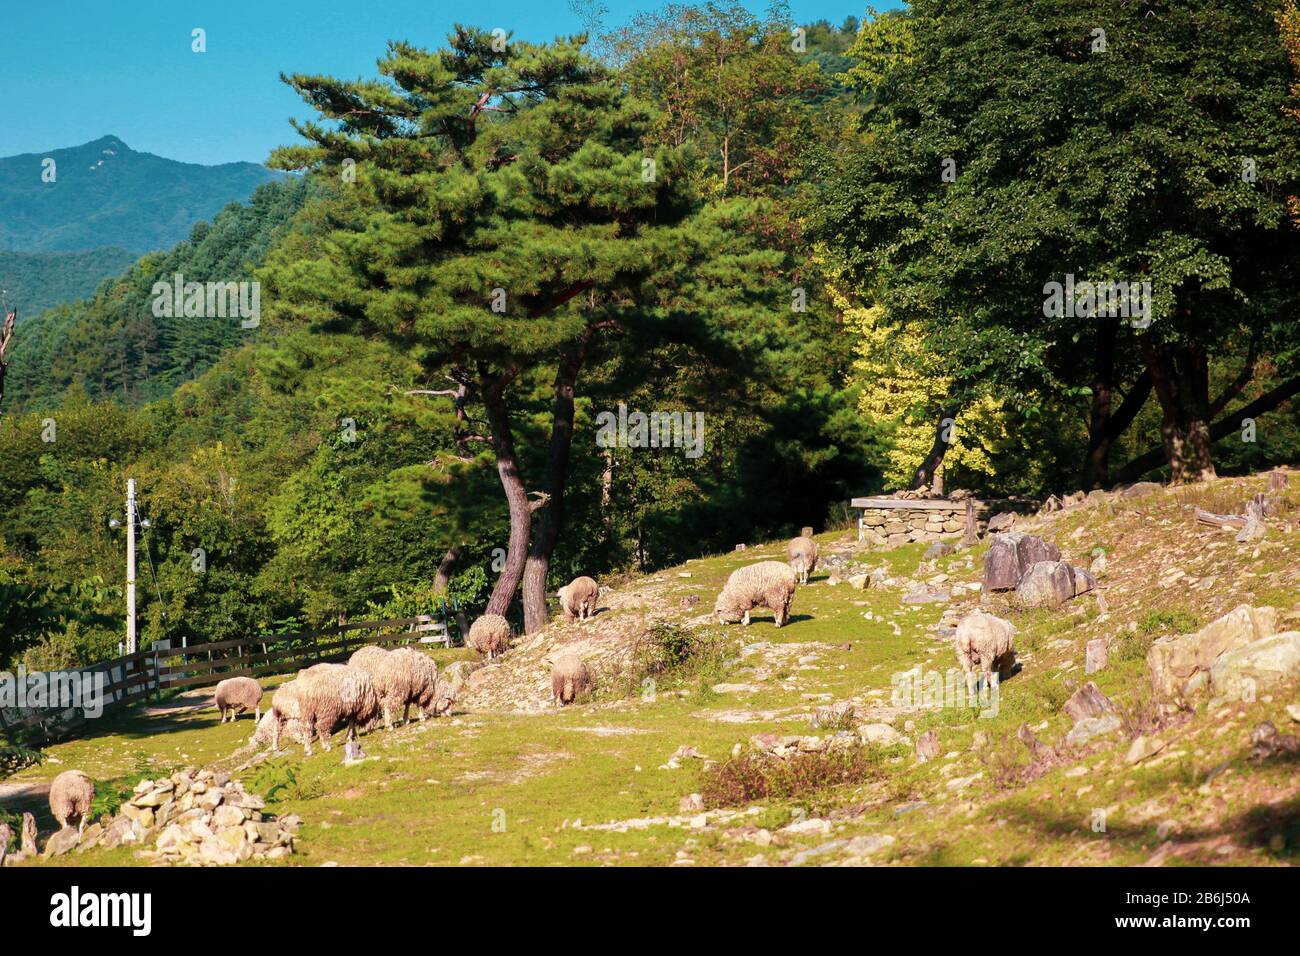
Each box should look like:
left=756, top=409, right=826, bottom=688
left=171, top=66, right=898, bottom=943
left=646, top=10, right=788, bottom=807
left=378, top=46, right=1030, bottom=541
left=1138, top=609, right=1200, bottom=636
left=700, top=747, right=880, bottom=808
left=614, top=622, right=731, bottom=699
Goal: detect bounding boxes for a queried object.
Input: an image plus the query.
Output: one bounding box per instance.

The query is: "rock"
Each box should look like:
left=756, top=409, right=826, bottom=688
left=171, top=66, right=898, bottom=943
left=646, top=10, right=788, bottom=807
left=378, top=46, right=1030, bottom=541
left=1085, top=638, right=1109, bottom=674
left=1089, top=552, right=1107, bottom=576
left=922, top=541, right=955, bottom=563
left=21, top=813, right=37, bottom=856
left=679, top=793, right=705, bottom=813
left=1016, top=561, right=1093, bottom=608
left=76, top=822, right=104, bottom=852
left=915, top=730, right=940, bottom=762
left=983, top=532, right=1061, bottom=591
left=44, top=827, right=81, bottom=857
left=846, top=574, right=869, bottom=590
left=1148, top=605, right=1279, bottom=699
left=858, top=723, right=906, bottom=747
left=1063, top=682, right=1114, bottom=722
left=1247, top=721, right=1300, bottom=760
left=120, top=803, right=156, bottom=831
left=844, top=834, right=895, bottom=858
left=1287, top=703, right=1300, bottom=723
left=212, top=805, right=247, bottom=829
left=1118, top=481, right=1162, bottom=500
left=1017, top=723, right=1055, bottom=761
left=1210, top=632, right=1300, bottom=701
left=902, top=588, right=950, bottom=605
left=99, top=817, right=134, bottom=851
left=986, top=511, right=1016, bottom=533
left=1065, top=715, right=1122, bottom=746
left=680, top=595, right=699, bottom=608
left=1125, top=735, right=1165, bottom=765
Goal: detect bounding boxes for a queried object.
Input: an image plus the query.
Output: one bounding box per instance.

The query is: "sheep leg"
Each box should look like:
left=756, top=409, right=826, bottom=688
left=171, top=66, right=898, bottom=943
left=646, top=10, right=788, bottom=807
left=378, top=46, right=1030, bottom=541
left=742, top=610, right=751, bottom=626
left=382, top=702, right=394, bottom=732
left=316, top=718, right=332, bottom=752
left=255, top=704, right=261, bottom=723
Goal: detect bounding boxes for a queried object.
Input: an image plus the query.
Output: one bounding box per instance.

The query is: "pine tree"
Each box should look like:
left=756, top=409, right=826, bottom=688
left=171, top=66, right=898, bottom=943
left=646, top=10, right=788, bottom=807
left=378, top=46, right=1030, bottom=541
left=271, top=28, right=797, bottom=629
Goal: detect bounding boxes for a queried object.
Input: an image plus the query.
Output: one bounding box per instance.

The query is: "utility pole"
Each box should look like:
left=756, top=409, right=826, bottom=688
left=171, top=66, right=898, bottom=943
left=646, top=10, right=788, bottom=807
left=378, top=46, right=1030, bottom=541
left=111, top=479, right=140, bottom=654
left=126, top=479, right=138, bottom=654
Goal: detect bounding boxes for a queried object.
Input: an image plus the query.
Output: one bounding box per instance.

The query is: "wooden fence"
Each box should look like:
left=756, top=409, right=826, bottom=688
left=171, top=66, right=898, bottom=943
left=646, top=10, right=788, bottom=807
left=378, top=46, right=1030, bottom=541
left=0, top=615, right=450, bottom=747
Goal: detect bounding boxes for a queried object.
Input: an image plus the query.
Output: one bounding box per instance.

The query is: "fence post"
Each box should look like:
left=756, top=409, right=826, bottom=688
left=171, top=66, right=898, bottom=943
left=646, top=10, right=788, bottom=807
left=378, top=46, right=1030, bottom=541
left=153, top=649, right=162, bottom=702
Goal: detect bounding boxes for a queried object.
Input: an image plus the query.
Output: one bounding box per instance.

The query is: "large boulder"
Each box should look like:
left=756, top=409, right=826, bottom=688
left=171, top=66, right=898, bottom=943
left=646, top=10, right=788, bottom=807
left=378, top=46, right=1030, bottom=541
left=1015, top=560, right=1093, bottom=607
left=1210, top=632, right=1300, bottom=701
left=983, top=532, right=1061, bottom=591
left=1148, top=605, right=1279, bottom=699
left=1063, top=682, right=1113, bottom=722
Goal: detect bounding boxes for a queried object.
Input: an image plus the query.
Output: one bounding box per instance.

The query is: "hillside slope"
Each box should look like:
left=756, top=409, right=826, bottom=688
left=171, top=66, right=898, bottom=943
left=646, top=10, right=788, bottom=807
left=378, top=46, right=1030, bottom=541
left=0, top=248, right=137, bottom=318
left=7, top=472, right=1300, bottom=867
left=0, top=136, right=282, bottom=254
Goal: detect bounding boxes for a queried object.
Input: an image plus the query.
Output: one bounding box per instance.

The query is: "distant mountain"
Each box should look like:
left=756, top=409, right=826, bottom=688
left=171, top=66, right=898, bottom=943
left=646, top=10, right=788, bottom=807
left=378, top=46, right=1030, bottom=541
left=7, top=177, right=314, bottom=412
left=0, top=247, right=138, bottom=318
left=0, top=136, right=282, bottom=254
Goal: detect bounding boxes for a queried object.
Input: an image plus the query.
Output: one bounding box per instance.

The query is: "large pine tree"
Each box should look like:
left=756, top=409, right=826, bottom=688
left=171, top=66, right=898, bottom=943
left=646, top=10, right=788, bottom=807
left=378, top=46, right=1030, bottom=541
left=270, top=28, right=796, bottom=629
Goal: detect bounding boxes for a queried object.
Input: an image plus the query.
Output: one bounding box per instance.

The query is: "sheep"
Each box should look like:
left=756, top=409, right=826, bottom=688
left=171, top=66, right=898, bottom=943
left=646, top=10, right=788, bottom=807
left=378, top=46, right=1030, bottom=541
left=714, top=561, right=798, bottom=627
left=389, top=646, right=442, bottom=722
left=251, top=707, right=310, bottom=751
left=347, top=645, right=415, bottom=730
left=546, top=654, right=592, bottom=705
left=268, top=664, right=380, bottom=756
left=786, top=535, right=819, bottom=585
left=558, top=576, right=599, bottom=622
left=953, top=609, right=1018, bottom=694
left=49, top=770, right=95, bottom=835
left=467, top=613, right=512, bottom=659
left=215, top=676, right=263, bottom=723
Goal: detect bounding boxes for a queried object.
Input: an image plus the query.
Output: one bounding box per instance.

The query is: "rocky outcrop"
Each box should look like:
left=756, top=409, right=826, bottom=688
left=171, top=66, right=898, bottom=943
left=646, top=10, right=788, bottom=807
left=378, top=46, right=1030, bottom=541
left=983, top=532, right=1061, bottom=591
left=1210, top=632, right=1300, bottom=701
left=1015, top=561, right=1096, bottom=608
left=1148, top=605, right=1279, bottom=700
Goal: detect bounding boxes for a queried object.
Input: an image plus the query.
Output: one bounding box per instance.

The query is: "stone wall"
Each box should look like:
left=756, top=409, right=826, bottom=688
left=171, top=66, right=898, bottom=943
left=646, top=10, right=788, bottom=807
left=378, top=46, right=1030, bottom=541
left=853, top=498, right=1030, bottom=547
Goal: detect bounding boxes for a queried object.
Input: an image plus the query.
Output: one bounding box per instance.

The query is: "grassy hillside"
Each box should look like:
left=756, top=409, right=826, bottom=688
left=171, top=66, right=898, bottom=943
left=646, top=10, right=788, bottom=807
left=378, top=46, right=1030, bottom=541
left=6, top=472, right=1300, bottom=866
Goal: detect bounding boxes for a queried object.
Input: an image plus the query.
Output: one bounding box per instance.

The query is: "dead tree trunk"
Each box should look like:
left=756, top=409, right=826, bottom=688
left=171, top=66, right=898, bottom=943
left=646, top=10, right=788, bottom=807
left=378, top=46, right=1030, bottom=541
left=0, top=310, right=15, bottom=419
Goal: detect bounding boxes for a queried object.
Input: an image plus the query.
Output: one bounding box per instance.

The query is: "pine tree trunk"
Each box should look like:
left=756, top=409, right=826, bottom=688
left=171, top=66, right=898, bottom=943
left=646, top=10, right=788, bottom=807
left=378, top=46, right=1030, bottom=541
left=522, top=343, right=586, bottom=634
left=1141, top=339, right=1217, bottom=483
left=433, top=544, right=463, bottom=593
left=482, top=373, right=530, bottom=617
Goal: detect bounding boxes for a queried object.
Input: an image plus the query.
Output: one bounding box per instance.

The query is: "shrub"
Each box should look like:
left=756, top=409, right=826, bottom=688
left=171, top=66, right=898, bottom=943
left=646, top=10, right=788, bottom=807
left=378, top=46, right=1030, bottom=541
left=1139, top=609, right=1199, bottom=636
left=613, top=622, right=731, bottom=699
left=700, top=747, right=880, bottom=808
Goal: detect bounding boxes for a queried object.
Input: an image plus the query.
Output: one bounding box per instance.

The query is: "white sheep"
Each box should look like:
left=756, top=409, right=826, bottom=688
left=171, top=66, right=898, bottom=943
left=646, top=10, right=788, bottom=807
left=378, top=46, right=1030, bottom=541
left=49, top=770, right=95, bottom=835
left=214, top=676, right=263, bottom=723
left=714, top=561, right=798, bottom=627
left=786, top=536, right=819, bottom=585
left=251, top=707, right=310, bottom=750
left=953, top=609, right=1018, bottom=694
left=348, top=645, right=416, bottom=730
left=546, top=654, right=592, bottom=705
left=268, top=664, right=380, bottom=756
left=467, top=614, right=512, bottom=659
left=388, top=646, right=441, bottom=722
left=558, top=576, right=599, bottom=622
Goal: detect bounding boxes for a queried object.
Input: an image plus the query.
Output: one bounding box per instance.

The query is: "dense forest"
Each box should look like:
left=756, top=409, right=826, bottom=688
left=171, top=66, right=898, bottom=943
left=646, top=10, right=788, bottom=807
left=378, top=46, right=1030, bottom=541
left=2, top=1, right=1299, bottom=671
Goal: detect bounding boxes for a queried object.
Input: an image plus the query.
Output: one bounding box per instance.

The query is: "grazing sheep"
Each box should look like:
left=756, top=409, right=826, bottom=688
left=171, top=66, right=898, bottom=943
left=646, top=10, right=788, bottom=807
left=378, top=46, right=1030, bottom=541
left=714, top=561, right=798, bottom=627
left=214, top=676, right=263, bottom=723
left=49, top=771, right=95, bottom=835
left=954, top=609, right=1018, bottom=694
left=546, top=654, right=592, bottom=705
left=348, top=645, right=414, bottom=730
left=251, top=707, right=310, bottom=750
left=558, top=576, right=599, bottom=622
left=389, top=646, right=441, bottom=722
left=269, top=664, right=380, bottom=756
left=467, top=614, right=512, bottom=659
left=786, top=536, right=819, bottom=585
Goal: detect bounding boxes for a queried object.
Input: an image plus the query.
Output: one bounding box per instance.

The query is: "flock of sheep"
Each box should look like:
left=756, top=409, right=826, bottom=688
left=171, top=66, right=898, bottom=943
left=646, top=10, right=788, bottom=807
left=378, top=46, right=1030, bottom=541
left=717, top=533, right=1016, bottom=694
left=39, top=535, right=1016, bottom=843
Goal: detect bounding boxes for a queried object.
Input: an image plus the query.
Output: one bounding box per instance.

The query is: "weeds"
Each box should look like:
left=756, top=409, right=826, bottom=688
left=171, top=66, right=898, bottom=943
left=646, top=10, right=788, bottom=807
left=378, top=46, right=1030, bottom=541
left=1138, top=609, right=1199, bottom=636
left=614, top=621, right=731, bottom=700
left=249, top=760, right=324, bottom=803
left=700, top=747, right=880, bottom=808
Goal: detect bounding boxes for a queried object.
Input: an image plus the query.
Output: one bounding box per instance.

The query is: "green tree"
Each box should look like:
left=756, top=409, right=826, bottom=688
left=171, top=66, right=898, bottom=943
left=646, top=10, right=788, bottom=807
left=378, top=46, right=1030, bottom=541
left=817, top=1, right=1300, bottom=485
left=270, top=28, right=798, bottom=632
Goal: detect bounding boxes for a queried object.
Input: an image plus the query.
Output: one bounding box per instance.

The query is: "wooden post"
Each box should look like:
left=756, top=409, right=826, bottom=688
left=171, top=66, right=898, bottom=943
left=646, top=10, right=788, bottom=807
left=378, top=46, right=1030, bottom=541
left=961, top=498, right=980, bottom=547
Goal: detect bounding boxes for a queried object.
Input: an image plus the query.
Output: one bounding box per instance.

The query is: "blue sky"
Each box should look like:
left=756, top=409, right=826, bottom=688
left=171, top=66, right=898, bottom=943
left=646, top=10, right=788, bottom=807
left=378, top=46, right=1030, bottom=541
left=4, top=0, right=898, bottom=166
